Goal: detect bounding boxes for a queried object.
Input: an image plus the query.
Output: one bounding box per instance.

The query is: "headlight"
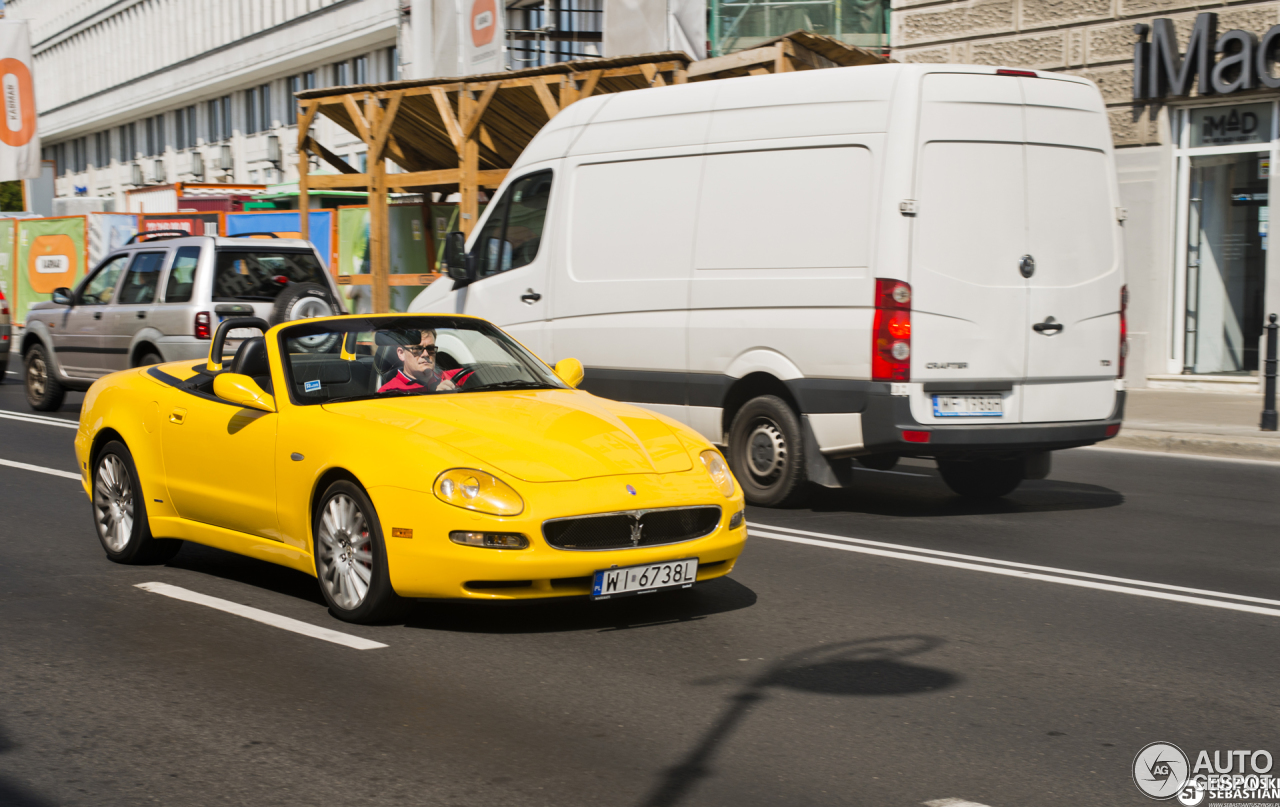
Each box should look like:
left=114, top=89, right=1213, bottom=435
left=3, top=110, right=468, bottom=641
left=700, top=449, right=735, bottom=498
left=433, top=468, right=524, bottom=516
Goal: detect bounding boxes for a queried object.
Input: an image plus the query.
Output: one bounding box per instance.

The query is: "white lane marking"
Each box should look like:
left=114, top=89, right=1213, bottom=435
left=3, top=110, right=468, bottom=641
left=0, top=457, right=81, bottom=480
left=752, top=522, right=1280, bottom=609
left=1079, top=445, right=1280, bottom=467
left=749, top=527, right=1280, bottom=620
left=0, top=409, right=78, bottom=428
left=924, top=800, right=993, bottom=807
left=136, top=582, right=387, bottom=650
left=853, top=466, right=931, bottom=478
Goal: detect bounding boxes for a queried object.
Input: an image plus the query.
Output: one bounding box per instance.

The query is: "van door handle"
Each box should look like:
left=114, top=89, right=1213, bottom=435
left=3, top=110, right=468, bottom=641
left=136, top=311, right=146, bottom=319
left=1019, top=254, right=1036, bottom=278
left=92, top=312, right=102, bottom=320
left=1033, top=316, right=1063, bottom=334
left=520, top=289, right=541, bottom=304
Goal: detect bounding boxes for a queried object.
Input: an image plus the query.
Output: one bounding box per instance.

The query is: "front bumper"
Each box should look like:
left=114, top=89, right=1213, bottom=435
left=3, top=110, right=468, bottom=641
left=369, top=470, right=747, bottom=600
left=859, top=389, right=1126, bottom=458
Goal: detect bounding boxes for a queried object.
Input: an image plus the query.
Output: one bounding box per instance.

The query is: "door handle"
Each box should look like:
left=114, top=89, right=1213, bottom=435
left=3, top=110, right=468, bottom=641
left=136, top=311, right=146, bottom=319
left=1019, top=254, right=1036, bottom=278
left=520, top=289, right=542, bottom=304
left=169, top=408, right=186, bottom=425
left=92, top=311, right=102, bottom=320
left=1033, top=316, right=1064, bottom=334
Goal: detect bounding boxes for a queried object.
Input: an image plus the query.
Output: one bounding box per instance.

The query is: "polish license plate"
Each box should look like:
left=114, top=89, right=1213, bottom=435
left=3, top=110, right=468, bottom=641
left=932, top=394, right=1003, bottom=417
left=592, top=558, right=698, bottom=600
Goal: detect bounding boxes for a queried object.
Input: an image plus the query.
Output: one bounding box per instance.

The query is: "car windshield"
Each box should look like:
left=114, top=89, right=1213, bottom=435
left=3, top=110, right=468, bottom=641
left=213, top=250, right=328, bottom=301
left=278, top=316, right=567, bottom=405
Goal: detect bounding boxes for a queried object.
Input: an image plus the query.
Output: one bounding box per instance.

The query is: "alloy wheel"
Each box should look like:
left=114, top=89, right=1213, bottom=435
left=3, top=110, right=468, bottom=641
left=94, top=454, right=134, bottom=552
left=317, top=494, right=374, bottom=610
left=27, top=355, right=46, bottom=399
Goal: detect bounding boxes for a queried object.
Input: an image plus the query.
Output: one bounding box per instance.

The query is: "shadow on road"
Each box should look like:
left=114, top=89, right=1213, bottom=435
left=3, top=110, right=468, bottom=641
left=0, top=723, right=58, bottom=807
left=165, top=541, right=327, bottom=606
left=637, top=636, right=959, bottom=807
left=405, top=576, right=757, bottom=634
left=800, top=472, right=1124, bottom=518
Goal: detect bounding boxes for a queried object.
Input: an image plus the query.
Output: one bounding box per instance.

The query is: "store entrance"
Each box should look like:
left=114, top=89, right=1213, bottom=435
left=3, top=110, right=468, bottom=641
left=1185, top=151, right=1269, bottom=374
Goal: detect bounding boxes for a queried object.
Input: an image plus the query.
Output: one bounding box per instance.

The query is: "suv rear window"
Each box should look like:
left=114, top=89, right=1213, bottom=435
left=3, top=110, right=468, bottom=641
left=213, top=250, right=329, bottom=302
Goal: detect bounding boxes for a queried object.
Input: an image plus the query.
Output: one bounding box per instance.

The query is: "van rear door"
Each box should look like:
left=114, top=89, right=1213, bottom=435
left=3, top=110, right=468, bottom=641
left=1020, top=78, right=1122, bottom=422
left=911, top=74, right=1030, bottom=423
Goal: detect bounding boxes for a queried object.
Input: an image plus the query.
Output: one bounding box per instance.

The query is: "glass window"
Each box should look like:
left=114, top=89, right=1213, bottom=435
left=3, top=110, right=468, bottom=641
left=278, top=316, right=566, bottom=405
left=354, top=55, right=368, bottom=85
left=166, top=246, right=201, bottom=303
left=1189, top=103, right=1274, bottom=147
left=79, top=255, right=129, bottom=305
left=118, top=252, right=165, bottom=304
left=213, top=250, right=330, bottom=301
left=473, top=172, right=553, bottom=277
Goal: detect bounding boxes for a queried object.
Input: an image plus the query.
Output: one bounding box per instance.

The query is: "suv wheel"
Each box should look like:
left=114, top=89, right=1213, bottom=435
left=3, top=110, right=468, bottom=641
left=24, top=343, right=65, bottom=412
left=727, top=395, right=810, bottom=508
left=937, top=458, right=1024, bottom=499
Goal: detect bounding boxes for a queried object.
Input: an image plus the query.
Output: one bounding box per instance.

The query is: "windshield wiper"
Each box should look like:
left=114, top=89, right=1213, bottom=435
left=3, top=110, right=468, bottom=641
left=463, top=379, right=559, bottom=392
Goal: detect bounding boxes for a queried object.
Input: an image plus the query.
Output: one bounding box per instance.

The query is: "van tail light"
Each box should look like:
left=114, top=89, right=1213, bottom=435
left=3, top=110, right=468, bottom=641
left=1118, top=285, right=1128, bottom=379
left=996, top=69, right=1038, bottom=78
left=872, top=279, right=911, bottom=381
left=195, top=311, right=212, bottom=340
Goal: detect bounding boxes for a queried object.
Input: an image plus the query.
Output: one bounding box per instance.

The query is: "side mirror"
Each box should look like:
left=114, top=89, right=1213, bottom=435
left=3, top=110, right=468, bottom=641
left=554, top=357, right=584, bottom=389
left=51, top=287, right=73, bottom=306
left=442, top=231, right=471, bottom=282
left=213, top=373, right=276, bottom=413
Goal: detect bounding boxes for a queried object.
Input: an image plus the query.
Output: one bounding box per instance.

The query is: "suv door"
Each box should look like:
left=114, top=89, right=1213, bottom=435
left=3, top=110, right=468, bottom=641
left=463, top=171, right=553, bottom=358
left=54, top=254, right=129, bottom=379
left=103, top=250, right=167, bottom=371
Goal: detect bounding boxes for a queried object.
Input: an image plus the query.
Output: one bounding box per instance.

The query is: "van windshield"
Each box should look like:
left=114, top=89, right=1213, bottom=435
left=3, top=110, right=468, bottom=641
left=213, top=250, right=328, bottom=301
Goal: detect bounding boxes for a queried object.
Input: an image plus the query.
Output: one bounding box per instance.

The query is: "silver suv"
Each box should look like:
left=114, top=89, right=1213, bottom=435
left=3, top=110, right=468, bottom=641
left=22, top=232, right=344, bottom=411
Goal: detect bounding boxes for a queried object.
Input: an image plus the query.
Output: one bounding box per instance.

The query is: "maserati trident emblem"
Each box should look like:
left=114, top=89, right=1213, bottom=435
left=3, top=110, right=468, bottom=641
left=628, top=515, right=644, bottom=547
left=626, top=484, right=637, bottom=495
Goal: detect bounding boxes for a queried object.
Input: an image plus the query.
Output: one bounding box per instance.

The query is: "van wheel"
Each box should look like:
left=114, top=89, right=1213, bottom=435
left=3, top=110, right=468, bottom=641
left=937, top=458, right=1024, bottom=499
left=24, top=344, right=65, bottom=412
left=727, top=395, right=809, bottom=508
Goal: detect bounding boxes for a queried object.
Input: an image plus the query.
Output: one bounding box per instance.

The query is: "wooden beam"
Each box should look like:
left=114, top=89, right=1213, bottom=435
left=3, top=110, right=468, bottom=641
left=477, top=123, right=497, bottom=155
left=748, top=67, right=770, bottom=76
left=369, top=100, right=390, bottom=314
left=578, top=69, right=602, bottom=99
left=461, top=82, right=498, bottom=141
left=369, top=91, right=403, bottom=163
left=383, top=133, right=410, bottom=168
left=478, top=168, right=508, bottom=187
left=673, top=68, right=688, bottom=84
left=337, top=274, right=439, bottom=286
left=296, top=101, right=320, bottom=148
left=532, top=78, right=561, bottom=119
left=775, top=42, right=791, bottom=73
left=430, top=87, right=463, bottom=151
left=306, top=173, right=371, bottom=189
left=640, top=63, right=658, bottom=86
left=341, top=94, right=373, bottom=143
left=687, top=45, right=779, bottom=78
left=303, top=137, right=360, bottom=174
left=459, top=90, right=479, bottom=237
left=298, top=130, right=311, bottom=241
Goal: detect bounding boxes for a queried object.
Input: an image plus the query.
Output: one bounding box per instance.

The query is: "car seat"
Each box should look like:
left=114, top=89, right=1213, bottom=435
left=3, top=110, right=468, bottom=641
left=230, top=336, right=273, bottom=394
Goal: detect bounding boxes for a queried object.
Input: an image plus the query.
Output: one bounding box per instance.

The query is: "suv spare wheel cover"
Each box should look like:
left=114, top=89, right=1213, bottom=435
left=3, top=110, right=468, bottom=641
left=270, top=282, right=341, bottom=326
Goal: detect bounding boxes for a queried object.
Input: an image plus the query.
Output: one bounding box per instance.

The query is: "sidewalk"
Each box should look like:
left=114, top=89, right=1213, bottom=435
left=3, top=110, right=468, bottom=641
left=1113, top=386, right=1280, bottom=461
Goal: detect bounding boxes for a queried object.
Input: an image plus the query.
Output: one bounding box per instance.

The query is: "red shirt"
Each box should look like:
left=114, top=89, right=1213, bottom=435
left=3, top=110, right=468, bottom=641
left=378, top=368, right=469, bottom=394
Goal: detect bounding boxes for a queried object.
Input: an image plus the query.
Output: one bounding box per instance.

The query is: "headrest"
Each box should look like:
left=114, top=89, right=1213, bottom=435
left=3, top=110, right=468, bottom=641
left=230, top=337, right=270, bottom=378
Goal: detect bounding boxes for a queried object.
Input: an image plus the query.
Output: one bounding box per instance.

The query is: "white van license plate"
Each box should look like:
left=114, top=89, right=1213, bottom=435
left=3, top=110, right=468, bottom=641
left=592, top=559, right=698, bottom=600
left=932, top=394, right=1003, bottom=417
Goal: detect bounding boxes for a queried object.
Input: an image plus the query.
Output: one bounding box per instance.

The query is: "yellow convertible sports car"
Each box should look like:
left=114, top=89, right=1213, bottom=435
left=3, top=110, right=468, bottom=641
left=75, top=314, right=747, bottom=622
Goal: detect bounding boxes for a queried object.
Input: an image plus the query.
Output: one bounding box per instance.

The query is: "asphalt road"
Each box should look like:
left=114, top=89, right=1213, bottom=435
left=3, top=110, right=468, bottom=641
left=2, top=372, right=1278, bottom=807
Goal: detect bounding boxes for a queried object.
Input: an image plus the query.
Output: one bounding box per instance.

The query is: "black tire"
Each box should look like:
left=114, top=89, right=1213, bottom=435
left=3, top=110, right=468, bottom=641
left=24, top=343, right=65, bottom=412
left=92, top=441, right=182, bottom=564
left=0, top=358, right=8, bottom=384
left=134, top=351, right=163, bottom=368
left=313, top=480, right=407, bottom=624
left=937, top=458, right=1024, bottom=499
left=270, top=282, right=341, bottom=326
left=727, top=395, right=809, bottom=508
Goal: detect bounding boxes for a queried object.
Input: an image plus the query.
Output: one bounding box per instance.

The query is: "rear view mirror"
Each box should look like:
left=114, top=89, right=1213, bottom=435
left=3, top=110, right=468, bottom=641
left=442, top=231, right=471, bottom=282
left=51, top=287, right=72, bottom=306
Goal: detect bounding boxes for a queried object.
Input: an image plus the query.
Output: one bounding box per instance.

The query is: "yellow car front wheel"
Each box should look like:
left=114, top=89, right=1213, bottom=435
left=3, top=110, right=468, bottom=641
left=313, top=479, right=407, bottom=624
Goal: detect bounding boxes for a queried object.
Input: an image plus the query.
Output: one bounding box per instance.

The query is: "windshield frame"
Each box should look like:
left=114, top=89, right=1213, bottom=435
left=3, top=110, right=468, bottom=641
left=274, top=314, right=568, bottom=407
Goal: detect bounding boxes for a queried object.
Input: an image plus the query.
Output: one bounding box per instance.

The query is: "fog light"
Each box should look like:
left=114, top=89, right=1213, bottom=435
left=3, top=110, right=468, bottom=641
left=449, top=531, right=529, bottom=549
left=728, top=509, right=745, bottom=530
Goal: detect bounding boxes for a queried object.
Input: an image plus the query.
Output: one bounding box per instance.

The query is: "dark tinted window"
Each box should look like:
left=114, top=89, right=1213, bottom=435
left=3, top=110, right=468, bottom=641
left=213, top=250, right=329, bottom=301
left=118, top=252, right=165, bottom=304
left=165, top=246, right=200, bottom=303
left=474, top=171, right=552, bottom=278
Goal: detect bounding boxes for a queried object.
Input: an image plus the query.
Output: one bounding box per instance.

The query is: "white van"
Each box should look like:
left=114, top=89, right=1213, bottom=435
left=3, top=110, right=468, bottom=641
left=413, top=63, right=1127, bottom=505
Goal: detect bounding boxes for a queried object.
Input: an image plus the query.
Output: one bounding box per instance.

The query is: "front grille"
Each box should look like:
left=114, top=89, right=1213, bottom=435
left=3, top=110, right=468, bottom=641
left=543, top=506, right=721, bottom=551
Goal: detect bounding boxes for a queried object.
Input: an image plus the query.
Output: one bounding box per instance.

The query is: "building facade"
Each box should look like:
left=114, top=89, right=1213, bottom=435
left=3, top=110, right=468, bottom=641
left=893, top=0, right=1280, bottom=388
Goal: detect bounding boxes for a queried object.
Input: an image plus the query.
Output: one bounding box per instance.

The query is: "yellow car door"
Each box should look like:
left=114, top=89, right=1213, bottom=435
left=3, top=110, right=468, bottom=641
left=159, top=387, right=281, bottom=541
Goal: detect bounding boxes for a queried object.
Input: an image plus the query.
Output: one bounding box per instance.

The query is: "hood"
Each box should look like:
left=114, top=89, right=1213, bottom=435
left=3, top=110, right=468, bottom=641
left=323, top=390, right=694, bottom=482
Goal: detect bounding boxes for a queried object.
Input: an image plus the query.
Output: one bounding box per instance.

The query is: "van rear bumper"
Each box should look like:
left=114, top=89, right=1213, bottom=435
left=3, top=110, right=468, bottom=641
left=858, top=390, right=1125, bottom=457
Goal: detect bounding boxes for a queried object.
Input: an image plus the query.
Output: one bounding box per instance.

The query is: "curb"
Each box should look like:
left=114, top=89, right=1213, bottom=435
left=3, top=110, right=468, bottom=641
left=1107, top=429, right=1280, bottom=461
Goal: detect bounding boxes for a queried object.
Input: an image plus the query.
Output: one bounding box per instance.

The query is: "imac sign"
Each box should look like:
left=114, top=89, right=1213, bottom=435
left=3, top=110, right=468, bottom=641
left=1133, top=12, right=1280, bottom=98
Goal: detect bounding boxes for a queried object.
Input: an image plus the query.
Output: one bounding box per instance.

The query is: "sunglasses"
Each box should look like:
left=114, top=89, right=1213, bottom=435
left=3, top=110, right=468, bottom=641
left=402, top=344, right=439, bottom=356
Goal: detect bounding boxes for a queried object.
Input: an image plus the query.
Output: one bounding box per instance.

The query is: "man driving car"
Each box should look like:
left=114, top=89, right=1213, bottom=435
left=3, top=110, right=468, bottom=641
left=378, top=329, right=470, bottom=393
